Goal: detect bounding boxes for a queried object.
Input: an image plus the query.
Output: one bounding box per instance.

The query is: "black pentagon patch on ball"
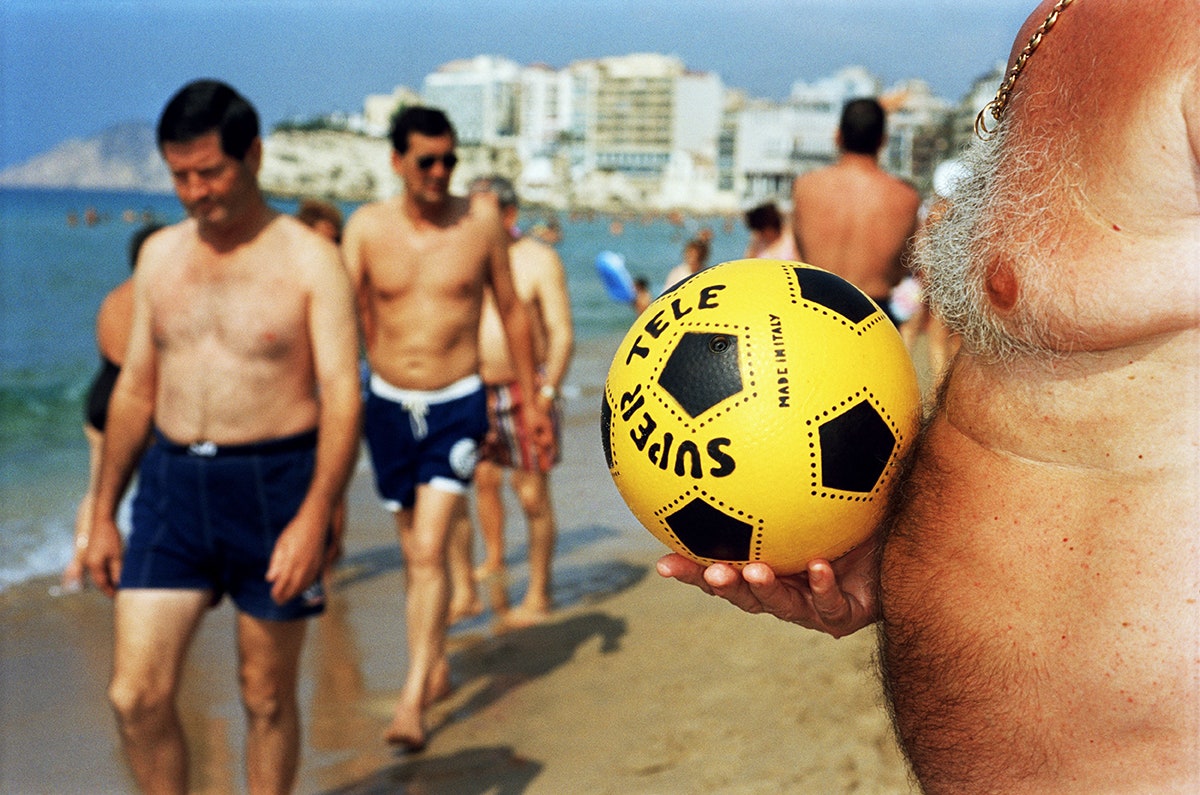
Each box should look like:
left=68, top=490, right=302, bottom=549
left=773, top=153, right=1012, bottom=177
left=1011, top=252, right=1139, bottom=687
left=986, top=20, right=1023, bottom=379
left=818, top=400, right=896, bottom=492
left=665, top=497, right=753, bottom=563
left=794, top=267, right=879, bottom=323
left=658, top=332, right=742, bottom=418
left=600, top=395, right=614, bottom=469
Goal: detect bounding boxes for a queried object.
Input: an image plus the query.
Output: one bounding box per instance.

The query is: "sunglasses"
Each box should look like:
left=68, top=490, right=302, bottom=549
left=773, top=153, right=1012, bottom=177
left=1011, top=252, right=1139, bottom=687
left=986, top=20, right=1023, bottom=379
left=416, top=153, right=458, bottom=171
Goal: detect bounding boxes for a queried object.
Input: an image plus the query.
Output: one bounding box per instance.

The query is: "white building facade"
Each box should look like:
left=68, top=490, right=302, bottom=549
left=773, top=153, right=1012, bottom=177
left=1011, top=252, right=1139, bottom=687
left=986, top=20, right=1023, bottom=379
left=349, top=57, right=969, bottom=210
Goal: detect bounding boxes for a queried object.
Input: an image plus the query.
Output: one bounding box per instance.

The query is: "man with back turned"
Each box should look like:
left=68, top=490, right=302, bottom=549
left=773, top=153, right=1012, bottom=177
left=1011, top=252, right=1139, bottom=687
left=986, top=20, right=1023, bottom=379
left=790, top=97, right=919, bottom=322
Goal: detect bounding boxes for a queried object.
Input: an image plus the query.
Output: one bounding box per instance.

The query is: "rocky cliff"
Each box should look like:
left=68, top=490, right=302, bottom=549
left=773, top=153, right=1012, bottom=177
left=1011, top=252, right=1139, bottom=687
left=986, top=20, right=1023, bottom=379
left=0, top=122, right=172, bottom=192
left=0, top=123, right=399, bottom=201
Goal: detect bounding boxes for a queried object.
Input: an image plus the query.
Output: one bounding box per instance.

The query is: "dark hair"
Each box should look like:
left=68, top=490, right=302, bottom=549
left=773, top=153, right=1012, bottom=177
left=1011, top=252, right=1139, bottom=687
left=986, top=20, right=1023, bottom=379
left=389, top=106, right=456, bottom=154
left=745, top=202, right=782, bottom=233
left=839, top=98, right=886, bottom=155
left=157, top=79, right=259, bottom=160
left=468, top=174, right=519, bottom=209
left=296, top=198, right=344, bottom=232
left=128, top=222, right=164, bottom=270
left=685, top=237, right=710, bottom=262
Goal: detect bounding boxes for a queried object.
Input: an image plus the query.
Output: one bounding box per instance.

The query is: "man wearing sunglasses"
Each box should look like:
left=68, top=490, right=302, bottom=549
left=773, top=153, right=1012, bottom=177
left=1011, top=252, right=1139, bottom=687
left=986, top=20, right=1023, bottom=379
left=342, top=106, right=552, bottom=752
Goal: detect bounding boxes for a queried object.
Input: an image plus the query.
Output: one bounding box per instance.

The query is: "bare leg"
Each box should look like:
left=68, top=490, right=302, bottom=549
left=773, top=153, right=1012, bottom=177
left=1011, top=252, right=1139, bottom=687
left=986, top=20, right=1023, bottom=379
left=236, top=613, right=308, bottom=795
left=446, top=499, right=482, bottom=623
left=386, top=486, right=461, bottom=750
left=504, top=470, right=555, bottom=626
left=108, top=589, right=211, bottom=794
left=472, top=460, right=507, bottom=578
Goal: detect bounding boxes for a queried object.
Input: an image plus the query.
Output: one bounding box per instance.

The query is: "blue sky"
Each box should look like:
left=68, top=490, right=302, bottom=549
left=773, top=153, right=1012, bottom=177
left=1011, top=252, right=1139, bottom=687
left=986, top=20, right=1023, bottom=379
left=1, top=0, right=1036, bottom=169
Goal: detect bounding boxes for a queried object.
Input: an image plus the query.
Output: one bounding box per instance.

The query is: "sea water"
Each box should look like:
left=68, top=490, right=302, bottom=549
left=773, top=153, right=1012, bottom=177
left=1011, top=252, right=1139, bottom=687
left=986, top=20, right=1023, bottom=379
left=0, top=186, right=750, bottom=590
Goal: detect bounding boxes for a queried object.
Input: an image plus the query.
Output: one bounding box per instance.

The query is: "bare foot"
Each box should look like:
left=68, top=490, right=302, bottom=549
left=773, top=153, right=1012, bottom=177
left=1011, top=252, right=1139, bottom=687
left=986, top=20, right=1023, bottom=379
left=384, top=701, right=426, bottom=752
left=473, top=563, right=505, bottom=582
left=447, top=597, right=483, bottom=625
left=498, top=603, right=552, bottom=630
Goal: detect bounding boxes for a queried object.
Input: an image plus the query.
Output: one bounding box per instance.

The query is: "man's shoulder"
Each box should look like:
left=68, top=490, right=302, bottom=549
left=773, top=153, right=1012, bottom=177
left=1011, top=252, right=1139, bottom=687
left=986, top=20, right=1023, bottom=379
left=512, top=235, right=560, bottom=266
left=137, top=219, right=191, bottom=268
left=270, top=214, right=340, bottom=262
left=346, top=196, right=398, bottom=227
left=884, top=173, right=922, bottom=207
left=512, top=236, right=565, bottom=289
left=792, top=165, right=839, bottom=196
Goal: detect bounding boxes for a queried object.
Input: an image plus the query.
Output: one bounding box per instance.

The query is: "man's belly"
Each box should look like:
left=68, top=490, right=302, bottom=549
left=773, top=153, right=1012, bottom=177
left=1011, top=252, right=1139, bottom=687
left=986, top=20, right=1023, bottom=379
left=878, top=360, right=1200, bottom=793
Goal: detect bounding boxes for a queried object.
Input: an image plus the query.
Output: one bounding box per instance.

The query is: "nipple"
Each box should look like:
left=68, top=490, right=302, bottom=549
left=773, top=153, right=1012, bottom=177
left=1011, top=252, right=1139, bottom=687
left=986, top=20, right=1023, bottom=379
left=985, top=259, right=1018, bottom=313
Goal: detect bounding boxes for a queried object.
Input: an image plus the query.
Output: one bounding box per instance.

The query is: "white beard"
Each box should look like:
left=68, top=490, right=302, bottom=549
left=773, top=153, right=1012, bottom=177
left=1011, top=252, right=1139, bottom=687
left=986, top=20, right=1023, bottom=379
left=916, top=120, right=1079, bottom=364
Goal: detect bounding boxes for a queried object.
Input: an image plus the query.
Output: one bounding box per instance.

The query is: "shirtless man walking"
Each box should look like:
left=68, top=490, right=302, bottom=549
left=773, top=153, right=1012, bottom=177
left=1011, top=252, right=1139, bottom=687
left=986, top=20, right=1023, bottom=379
left=86, top=80, right=362, bottom=794
left=450, top=175, right=574, bottom=627
left=661, top=1, right=1200, bottom=790
left=790, top=97, right=919, bottom=321
left=342, top=108, right=551, bottom=751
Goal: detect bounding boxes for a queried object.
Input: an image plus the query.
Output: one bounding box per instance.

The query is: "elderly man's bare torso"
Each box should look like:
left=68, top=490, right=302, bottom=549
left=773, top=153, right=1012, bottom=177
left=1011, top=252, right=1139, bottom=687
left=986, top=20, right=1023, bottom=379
left=879, top=2, right=1200, bottom=790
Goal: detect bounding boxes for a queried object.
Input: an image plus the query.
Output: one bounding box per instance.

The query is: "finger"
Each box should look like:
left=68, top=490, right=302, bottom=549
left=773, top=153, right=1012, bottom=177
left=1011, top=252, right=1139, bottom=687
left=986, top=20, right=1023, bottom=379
left=655, top=553, right=706, bottom=585
left=270, top=572, right=295, bottom=605
left=806, top=560, right=851, bottom=621
left=93, top=559, right=117, bottom=598
left=741, top=562, right=777, bottom=587
left=703, top=564, right=767, bottom=613
left=743, top=563, right=820, bottom=624
left=265, top=541, right=286, bottom=583
left=702, top=563, right=743, bottom=589
left=266, top=555, right=292, bottom=604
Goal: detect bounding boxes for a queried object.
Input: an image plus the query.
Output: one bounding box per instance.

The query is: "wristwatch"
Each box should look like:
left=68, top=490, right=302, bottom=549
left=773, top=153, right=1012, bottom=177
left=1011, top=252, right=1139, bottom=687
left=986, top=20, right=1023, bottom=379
left=538, top=384, right=558, bottom=400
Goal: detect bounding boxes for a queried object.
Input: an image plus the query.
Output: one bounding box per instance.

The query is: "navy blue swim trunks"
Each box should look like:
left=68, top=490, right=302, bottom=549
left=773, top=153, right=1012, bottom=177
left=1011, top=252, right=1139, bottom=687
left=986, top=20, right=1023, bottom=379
left=121, top=429, right=327, bottom=621
left=363, top=373, right=488, bottom=511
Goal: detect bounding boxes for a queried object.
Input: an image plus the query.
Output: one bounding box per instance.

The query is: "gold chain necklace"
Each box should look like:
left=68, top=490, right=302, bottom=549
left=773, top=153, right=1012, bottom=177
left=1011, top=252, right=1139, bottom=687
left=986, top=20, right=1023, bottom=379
left=975, top=0, right=1077, bottom=139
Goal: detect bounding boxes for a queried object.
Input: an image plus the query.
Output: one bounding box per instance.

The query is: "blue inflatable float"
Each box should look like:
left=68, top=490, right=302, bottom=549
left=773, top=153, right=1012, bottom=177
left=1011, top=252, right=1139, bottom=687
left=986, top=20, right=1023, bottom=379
left=595, top=250, right=636, bottom=303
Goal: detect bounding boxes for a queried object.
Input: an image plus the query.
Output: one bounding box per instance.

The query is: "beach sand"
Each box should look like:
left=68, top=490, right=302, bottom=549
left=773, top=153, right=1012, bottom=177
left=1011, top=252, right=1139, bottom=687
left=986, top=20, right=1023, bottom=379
left=0, top=337, right=923, bottom=794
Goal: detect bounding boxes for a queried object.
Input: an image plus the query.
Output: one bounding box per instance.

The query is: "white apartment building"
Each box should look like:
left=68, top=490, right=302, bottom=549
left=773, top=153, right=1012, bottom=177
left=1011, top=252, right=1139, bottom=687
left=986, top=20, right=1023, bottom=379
left=884, top=79, right=952, bottom=188
left=735, top=66, right=880, bottom=206
left=361, top=85, right=422, bottom=138
left=515, top=64, right=579, bottom=206
left=566, top=53, right=726, bottom=210
left=422, top=55, right=522, bottom=147
left=352, top=57, right=966, bottom=210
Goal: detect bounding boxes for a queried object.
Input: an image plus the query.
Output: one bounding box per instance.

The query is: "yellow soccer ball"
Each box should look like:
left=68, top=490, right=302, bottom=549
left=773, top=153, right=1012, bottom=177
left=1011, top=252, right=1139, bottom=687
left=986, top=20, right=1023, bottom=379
left=601, top=258, right=921, bottom=574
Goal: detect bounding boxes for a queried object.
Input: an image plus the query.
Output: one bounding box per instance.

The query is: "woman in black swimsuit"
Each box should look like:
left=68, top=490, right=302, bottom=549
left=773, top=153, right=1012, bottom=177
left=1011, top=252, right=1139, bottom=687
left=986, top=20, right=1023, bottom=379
left=62, top=223, right=161, bottom=591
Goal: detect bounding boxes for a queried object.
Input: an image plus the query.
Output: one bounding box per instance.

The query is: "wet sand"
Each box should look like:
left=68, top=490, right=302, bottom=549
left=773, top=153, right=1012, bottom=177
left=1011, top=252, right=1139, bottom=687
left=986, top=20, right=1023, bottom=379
left=0, top=337, right=921, bottom=793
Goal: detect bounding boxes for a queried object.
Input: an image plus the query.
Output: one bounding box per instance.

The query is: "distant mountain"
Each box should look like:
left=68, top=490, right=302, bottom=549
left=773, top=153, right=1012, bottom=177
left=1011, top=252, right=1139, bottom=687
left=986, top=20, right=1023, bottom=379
left=0, top=122, right=172, bottom=192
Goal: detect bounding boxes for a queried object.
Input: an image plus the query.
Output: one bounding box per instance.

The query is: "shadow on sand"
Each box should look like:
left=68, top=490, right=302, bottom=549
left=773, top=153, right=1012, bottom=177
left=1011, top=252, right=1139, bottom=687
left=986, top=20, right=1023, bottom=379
left=318, top=558, right=647, bottom=794
left=322, top=745, right=542, bottom=795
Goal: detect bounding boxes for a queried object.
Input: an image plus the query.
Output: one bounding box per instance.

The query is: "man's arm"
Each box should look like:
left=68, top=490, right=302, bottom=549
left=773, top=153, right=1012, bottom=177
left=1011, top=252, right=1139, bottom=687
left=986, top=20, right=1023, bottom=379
left=339, top=209, right=374, bottom=354
left=86, top=258, right=158, bottom=597
left=532, top=246, right=574, bottom=410
left=483, top=213, right=554, bottom=458
left=266, top=240, right=363, bottom=605
left=789, top=175, right=807, bottom=261
left=486, top=225, right=536, bottom=397
left=890, top=184, right=923, bottom=288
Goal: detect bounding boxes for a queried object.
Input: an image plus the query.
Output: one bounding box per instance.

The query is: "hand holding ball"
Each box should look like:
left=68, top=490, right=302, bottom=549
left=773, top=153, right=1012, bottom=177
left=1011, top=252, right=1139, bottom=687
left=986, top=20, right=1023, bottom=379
left=602, top=259, right=921, bottom=574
